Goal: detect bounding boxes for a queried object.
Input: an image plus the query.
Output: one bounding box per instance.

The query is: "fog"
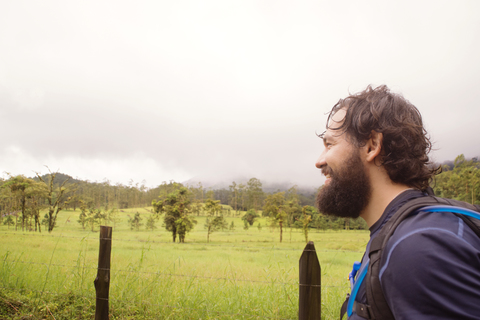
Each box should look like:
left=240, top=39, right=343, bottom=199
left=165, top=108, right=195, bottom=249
left=1, top=1, right=479, bottom=188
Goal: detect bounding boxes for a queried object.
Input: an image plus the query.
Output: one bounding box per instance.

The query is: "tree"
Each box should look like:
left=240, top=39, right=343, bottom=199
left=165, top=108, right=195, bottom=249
left=204, top=198, right=227, bottom=242
left=0, top=182, right=15, bottom=227
left=2, top=175, right=47, bottom=232
left=204, top=199, right=222, bottom=216
left=312, top=213, right=328, bottom=232
left=285, top=185, right=299, bottom=203
left=64, top=193, right=81, bottom=211
left=86, top=208, right=105, bottom=231
left=246, top=178, right=264, bottom=212
left=434, top=154, right=480, bottom=205
left=275, top=209, right=287, bottom=242
left=263, top=192, right=285, bottom=217
left=242, top=209, right=259, bottom=226
left=146, top=215, right=157, bottom=231
left=186, top=182, right=204, bottom=203
left=349, top=217, right=368, bottom=230
left=229, top=182, right=239, bottom=215
left=77, top=200, right=88, bottom=230
left=205, top=190, right=215, bottom=201
left=175, top=214, right=197, bottom=243
left=129, top=212, right=143, bottom=231
left=3, top=215, right=14, bottom=229
left=106, top=207, right=121, bottom=229
left=195, top=182, right=204, bottom=202
left=213, top=188, right=230, bottom=205
left=36, top=169, right=72, bottom=232
left=27, top=188, right=47, bottom=232
left=300, top=206, right=312, bottom=243
left=263, top=192, right=288, bottom=242
left=238, top=183, right=246, bottom=211
left=190, top=200, right=203, bottom=216
left=152, top=187, right=197, bottom=243
left=41, top=213, right=50, bottom=230
left=204, top=216, right=228, bottom=242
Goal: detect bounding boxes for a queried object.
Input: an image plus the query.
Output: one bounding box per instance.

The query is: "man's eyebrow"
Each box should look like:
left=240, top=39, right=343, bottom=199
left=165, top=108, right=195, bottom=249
left=317, top=131, right=336, bottom=144
left=321, top=132, right=333, bottom=143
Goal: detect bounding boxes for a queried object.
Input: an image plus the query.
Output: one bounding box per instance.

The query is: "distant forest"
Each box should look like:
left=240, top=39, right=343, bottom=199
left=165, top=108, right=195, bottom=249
left=1, top=173, right=318, bottom=213
left=0, top=154, right=478, bottom=234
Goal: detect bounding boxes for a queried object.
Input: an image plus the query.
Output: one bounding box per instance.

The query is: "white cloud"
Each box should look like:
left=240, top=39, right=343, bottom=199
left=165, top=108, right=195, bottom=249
left=0, top=0, right=479, bottom=188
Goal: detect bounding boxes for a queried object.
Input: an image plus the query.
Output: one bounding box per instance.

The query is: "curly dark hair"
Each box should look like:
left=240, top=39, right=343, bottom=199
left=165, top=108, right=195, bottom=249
left=325, top=85, right=440, bottom=191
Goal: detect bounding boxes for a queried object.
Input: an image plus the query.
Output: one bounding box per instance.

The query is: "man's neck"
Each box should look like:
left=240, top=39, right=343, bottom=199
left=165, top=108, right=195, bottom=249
left=360, top=183, right=411, bottom=228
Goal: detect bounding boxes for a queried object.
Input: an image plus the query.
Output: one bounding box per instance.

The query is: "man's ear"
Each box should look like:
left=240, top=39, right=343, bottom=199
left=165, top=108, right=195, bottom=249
left=365, top=131, right=383, bottom=163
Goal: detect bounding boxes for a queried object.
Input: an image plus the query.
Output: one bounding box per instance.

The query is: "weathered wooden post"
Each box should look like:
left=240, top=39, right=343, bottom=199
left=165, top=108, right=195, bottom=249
left=94, top=226, right=112, bottom=320
left=299, top=241, right=321, bottom=320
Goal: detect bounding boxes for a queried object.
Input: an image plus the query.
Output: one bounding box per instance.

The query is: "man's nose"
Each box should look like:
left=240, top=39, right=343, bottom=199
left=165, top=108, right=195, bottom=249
left=315, top=151, right=326, bottom=169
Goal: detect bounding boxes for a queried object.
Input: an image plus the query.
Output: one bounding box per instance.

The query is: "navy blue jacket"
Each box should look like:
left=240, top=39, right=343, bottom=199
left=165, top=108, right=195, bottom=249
left=349, top=190, right=480, bottom=319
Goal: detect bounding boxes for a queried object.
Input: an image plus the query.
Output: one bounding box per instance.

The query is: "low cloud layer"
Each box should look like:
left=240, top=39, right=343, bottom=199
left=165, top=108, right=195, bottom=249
left=1, top=1, right=479, bottom=188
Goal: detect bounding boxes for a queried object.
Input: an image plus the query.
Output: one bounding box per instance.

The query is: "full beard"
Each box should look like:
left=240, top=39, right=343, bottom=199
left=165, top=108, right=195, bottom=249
left=315, top=150, right=371, bottom=219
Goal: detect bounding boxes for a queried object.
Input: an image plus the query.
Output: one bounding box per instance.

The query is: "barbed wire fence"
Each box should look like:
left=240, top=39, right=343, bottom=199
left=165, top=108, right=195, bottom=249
left=0, top=227, right=358, bottom=319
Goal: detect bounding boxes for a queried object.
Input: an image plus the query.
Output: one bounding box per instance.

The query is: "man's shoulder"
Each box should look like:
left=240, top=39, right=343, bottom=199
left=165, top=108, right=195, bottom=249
left=378, top=202, right=480, bottom=319
left=389, top=199, right=480, bottom=249
left=379, top=196, right=480, bottom=297
left=381, top=202, right=480, bottom=265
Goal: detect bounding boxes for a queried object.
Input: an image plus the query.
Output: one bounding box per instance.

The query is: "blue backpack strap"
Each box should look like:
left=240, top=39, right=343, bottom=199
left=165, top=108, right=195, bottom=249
left=422, top=205, right=480, bottom=237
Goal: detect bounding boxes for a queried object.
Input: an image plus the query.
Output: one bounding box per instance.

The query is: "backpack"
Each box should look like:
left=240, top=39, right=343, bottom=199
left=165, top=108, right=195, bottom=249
left=340, top=194, right=480, bottom=320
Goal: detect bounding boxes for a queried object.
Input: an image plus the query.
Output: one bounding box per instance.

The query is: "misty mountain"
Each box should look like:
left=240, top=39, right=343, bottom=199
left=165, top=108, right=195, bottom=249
left=183, top=174, right=320, bottom=194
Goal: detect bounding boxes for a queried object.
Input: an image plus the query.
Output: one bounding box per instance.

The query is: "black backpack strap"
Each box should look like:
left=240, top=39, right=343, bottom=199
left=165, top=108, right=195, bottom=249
left=340, top=295, right=349, bottom=320
left=340, top=297, right=373, bottom=319
left=365, top=196, right=445, bottom=320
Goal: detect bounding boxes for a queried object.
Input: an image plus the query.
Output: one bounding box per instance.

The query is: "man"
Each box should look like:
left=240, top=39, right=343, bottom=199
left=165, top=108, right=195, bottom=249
left=315, top=85, right=480, bottom=319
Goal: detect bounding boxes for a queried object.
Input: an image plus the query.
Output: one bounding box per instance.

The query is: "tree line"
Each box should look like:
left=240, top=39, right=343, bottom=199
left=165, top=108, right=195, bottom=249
left=1, top=154, right=477, bottom=239
left=433, top=154, right=480, bottom=203
left=151, top=182, right=368, bottom=243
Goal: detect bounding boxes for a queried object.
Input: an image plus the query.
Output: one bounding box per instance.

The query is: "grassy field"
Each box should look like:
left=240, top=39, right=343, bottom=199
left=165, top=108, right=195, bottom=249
left=0, top=207, right=369, bottom=319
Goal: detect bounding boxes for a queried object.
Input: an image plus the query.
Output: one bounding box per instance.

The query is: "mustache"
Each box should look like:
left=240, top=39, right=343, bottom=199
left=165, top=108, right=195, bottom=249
left=321, top=165, right=333, bottom=177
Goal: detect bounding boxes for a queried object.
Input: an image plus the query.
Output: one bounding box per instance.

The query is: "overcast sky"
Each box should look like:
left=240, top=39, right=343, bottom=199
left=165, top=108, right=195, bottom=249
left=1, top=0, right=479, bottom=189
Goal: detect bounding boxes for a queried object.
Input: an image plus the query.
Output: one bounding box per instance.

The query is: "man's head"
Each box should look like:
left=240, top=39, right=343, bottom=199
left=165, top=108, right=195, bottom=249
left=315, top=85, right=439, bottom=217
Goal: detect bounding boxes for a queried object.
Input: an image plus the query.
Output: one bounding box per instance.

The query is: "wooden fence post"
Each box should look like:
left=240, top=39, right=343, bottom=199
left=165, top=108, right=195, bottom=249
left=299, top=241, right=321, bottom=320
left=94, top=226, right=112, bottom=320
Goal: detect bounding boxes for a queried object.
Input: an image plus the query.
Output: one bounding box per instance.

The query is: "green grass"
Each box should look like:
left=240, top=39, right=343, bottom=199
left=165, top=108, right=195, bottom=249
left=0, top=208, right=368, bottom=319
